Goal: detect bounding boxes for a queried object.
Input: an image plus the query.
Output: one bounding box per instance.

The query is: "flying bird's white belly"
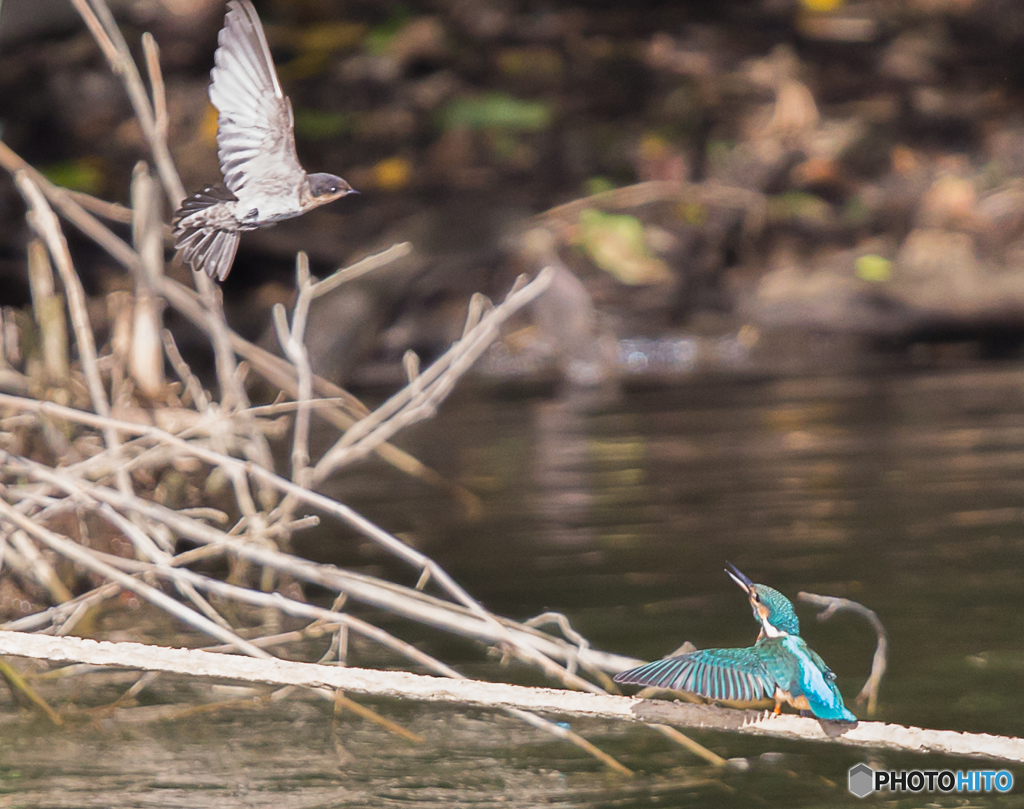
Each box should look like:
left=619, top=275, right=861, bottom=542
left=233, top=184, right=305, bottom=226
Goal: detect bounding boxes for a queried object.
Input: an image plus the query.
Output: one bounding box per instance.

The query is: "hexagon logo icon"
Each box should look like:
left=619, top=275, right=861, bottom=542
left=849, top=763, right=874, bottom=798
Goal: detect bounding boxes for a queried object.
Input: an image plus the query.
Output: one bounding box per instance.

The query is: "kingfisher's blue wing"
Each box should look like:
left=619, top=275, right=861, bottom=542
left=613, top=648, right=775, bottom=703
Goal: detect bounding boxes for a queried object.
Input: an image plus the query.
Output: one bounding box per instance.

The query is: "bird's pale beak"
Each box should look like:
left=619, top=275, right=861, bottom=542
left=725, top=561, right=755, bottom=595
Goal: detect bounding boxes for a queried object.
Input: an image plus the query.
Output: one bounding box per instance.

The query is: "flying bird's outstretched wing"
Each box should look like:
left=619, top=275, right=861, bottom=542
left=614, top=648, right=775, bottom=703
left=208, top=0, right=303, bottom=195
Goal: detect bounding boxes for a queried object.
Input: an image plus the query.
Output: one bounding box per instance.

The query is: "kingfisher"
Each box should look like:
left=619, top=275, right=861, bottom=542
left=173, top=0, right=356, bottom=281
left=613, top=563, right=857, bottom=721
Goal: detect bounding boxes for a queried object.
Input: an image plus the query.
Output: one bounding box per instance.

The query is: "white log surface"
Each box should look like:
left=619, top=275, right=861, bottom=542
left=3, top=630, right=1022, bottom=764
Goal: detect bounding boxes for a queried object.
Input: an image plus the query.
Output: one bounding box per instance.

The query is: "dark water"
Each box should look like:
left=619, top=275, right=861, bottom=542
left=4, top=365, right=1024, bottom=806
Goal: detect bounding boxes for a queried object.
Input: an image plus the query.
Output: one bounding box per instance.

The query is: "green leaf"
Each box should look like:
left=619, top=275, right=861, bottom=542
left=293, top=109, right=354, bottom=140
left=583, top=176, right=616, bottom=196
left=768, top=192, right=831, bottom=223
left=576, top=208, right=673, bottom=286
left=440, top=93, right=551, bottom=132
left=855, top=254, right=892, bottom=283
left=365, top=7, right=413, bottom=55
left=39, top=159, right=103, bottom=194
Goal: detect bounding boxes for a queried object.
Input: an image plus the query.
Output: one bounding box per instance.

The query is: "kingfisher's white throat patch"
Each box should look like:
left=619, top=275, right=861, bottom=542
left=755, top=602, right=788, bottom=638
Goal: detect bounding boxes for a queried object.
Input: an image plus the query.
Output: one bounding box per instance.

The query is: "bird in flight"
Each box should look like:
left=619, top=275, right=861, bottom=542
left=173, top=0, right=356, bottom=281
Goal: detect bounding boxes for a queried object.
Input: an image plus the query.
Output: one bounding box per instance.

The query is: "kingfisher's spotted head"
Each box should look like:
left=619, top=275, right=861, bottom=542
left=725, top=562, right=800, bottom=638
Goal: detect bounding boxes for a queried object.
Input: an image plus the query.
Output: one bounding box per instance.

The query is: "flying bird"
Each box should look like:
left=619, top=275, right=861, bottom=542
left=173, top=0, right=356, bottom=281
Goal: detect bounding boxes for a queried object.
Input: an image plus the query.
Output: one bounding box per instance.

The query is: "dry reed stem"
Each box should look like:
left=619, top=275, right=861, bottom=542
left=14, top=175, right=113, bottom=424
left=26, top=238, right=69, bottom=382
left=2, top=268, right=562, bottom=673
left=0, top=658, right=62, bottom=725
left=2, top=528, right=72, bottom=604
left=129, top=162, right=166, bottom=398
left=0, top=327, right=638, bottom=774
left=3, top=581, right=123, bottom=636
left=4, top=260, right=541, bottom=608
left=0, top=140, right=141, bottom=270
left=141, top=33, right=168, bottom=143
left=67, top=0, right=184, bottom=206
left=94, top=503, right=233, bottom=631
left=270, top=253, right=316, bottom=530
left=7, top=153, right=441, bottom=490
left=0, top=375, right=610, bottom=696
left=66, top=189, right=134, bottom=224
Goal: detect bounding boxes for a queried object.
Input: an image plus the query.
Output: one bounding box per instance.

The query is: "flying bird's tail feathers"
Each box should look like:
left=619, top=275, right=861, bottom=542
left=176, top=227, right=241, bottom=282
left=173, top=186, right=242, bottom=281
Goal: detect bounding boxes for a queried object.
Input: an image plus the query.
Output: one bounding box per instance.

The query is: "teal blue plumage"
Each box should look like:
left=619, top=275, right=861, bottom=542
left=614, top=636, right=854, bottom=721
left=614, top=563, right=857, bottom=722
left=763, top=635, right=855, bottom=721
left=749, top=584, right=799, bottom=635
left=613, top=646, right=775, bottom=702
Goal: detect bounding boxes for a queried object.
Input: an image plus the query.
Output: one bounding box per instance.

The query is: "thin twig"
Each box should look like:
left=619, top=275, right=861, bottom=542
left=141, top=33, right=168, bottom=141
left=0, top=321, right=512, bottom=627
left=14, top=174, right=112, bottom=423
left=161, top=329, right=209, bottom=410
left=272, top=253, right=315, bottom=494
left=312, top=269, right=554, bottom=480
left=309, top=243, right=412, bottom=299
left=66, top=189, right=134, bottom=224
left=0, top=140, right=141, bottom=270
left=26, top=238, right=69, bottom=382
left=70, top=0, right=185, bottom=205
left=0, top=658, right=63, bottom=725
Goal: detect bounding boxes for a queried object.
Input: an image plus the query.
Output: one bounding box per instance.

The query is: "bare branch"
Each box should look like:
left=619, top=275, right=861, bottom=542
left=312, top=268, right=554, bottom=481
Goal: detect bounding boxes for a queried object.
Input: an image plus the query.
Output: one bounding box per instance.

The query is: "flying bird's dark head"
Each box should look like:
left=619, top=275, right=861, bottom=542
left=306, top=173, right=356, bottom=205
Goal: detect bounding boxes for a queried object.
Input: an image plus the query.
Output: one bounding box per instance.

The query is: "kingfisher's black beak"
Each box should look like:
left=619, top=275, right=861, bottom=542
left=725, top=561, right=755, bottom=594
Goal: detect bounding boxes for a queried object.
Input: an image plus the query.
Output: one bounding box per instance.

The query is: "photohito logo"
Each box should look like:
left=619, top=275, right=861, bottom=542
left=849, top=764, right=1013, bottom=797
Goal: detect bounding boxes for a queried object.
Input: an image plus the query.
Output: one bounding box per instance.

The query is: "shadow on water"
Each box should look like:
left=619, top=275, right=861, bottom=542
left=5, top=364, right=1024, bottom=806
